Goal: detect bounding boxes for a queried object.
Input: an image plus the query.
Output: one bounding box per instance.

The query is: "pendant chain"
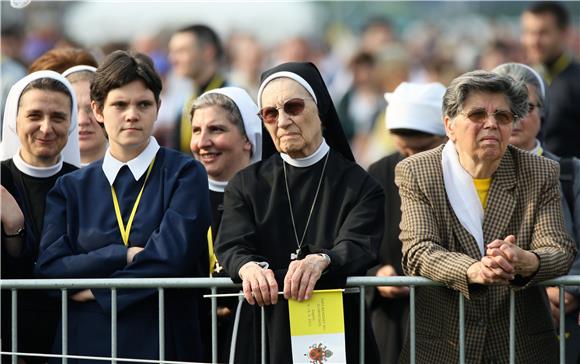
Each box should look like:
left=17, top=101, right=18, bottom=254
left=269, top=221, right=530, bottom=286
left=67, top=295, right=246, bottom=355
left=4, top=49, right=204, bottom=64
left=283, top=152, right=329, bottom=256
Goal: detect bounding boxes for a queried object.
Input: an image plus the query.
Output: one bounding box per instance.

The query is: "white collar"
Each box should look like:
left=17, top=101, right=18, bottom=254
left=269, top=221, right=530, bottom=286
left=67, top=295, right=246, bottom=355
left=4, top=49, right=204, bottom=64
left=442, top=141, right=484, bottom=256
left=12, top=149, right=63, bottom=178
left=280, top=139, right=329, bottom=168
left=529, top=139, right=543, bottom=156
left=208, top=178, right=228, bottom=193
left=102, top=137, right=160, bottom=186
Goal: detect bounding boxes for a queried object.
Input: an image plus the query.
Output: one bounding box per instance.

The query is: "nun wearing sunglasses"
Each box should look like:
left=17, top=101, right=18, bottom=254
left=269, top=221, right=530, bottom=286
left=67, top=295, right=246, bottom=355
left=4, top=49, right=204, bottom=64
left=215, top=62, right=384, bottom=363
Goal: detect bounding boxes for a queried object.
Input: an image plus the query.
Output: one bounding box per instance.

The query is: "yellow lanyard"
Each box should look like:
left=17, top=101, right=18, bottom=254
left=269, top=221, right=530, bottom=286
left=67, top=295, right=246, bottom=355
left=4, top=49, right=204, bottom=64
left=111, top=158, right=155, bottom=246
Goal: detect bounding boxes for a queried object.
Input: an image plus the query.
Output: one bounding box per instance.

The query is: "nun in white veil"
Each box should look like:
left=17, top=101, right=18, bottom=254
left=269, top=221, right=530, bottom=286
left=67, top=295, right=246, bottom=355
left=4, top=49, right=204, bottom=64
left=1, top=70, right=79, bottom=363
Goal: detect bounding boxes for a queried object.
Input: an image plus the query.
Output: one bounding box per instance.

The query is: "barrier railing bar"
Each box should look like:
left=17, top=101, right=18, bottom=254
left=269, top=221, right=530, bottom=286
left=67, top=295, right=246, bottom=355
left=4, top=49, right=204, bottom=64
left=559, top=285, right=565, bottom=364
left=459, top=293, right=465, bottom=364
left=61, top=289, right=68, bottom=364
left=111, top=288, right=117, bottom=364
left=0, top=351, right=207, bottom=364
left=509, top=289, right=515, bottom=364
left=211, top=286, right=217, bottom=364
left=11, top=289, right=17, bottom=364
left=158, top=288, right=165, bottom=363
left=410, top=285, right=415, bottom=364
left=359, top=285, right=365, bottom=364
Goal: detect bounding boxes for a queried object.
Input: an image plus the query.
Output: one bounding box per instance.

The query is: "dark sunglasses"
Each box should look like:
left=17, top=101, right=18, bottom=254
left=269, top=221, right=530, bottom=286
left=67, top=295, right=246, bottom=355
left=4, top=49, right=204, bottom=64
left=460, top=108, right=515, bottom=126
left=258, top=98, right=306, bottom=124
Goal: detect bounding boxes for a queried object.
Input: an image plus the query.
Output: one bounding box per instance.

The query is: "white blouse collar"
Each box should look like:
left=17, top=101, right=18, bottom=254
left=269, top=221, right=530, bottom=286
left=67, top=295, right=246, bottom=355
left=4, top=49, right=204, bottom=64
left=280, top=139, right=329, bottom=168
left=208, top=178, right=228, bottom=193
left=102, top=137, right=160, bottom=186
left=12, top=150, right=63, bottom=178
left=529, top=139, right=543, bottom=156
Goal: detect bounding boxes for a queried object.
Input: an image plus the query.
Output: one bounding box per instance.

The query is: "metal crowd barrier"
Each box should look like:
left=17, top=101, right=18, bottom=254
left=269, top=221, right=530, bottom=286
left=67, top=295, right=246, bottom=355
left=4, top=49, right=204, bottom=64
left=1, top=275, right=579, bottom=364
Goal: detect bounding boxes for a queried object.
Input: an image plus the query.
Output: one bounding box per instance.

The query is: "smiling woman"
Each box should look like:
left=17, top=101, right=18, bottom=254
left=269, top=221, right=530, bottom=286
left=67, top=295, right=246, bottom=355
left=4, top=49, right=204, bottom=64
left=1, top=71, right=79, bottom=364
left=35, top=51, right=211, bottom=363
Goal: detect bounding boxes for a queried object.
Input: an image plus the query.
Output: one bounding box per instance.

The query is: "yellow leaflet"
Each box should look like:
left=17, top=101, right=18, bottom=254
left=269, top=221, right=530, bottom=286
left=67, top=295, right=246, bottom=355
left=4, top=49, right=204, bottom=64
left=288, top=289, right=344, bottom=336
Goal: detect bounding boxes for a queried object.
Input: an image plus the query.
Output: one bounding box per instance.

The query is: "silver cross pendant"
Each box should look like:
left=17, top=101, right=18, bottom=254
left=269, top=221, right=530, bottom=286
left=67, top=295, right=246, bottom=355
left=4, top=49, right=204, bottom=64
left=290, top=248, right=300, bottom=260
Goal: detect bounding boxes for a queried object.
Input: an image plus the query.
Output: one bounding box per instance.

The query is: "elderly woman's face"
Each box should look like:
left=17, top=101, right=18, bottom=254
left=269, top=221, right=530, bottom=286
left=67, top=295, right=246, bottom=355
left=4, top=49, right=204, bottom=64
left=509, top=84, right=541, bottom=151
left=445, top=91, right=514, bottom=164
left=190, top=105, right=252, bottom=182
left=260, top=78, right=322, bottom=158
left=16, top=88, right=71, bottom=167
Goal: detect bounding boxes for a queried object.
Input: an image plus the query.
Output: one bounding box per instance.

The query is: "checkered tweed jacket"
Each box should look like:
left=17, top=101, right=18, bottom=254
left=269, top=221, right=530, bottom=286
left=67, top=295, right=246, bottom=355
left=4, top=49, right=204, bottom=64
left=395, top=144, right=576, bottom=364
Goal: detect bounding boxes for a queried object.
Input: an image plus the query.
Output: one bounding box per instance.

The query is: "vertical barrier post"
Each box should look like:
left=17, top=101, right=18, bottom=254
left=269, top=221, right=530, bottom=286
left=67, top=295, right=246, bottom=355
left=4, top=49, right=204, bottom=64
left=261, top=306, right=266, bottom=364
left=158, top=288, right=165, bottom=363
left=509, top=289, right=515, bottom=364
left=11, top=289, right=17, bottom=364
left=559, top=286, right=566, bottom=364
left=111, top=288, right=117, bottom=364
left=211, top=286, right=217, bottom=364
left=61, top=289, right=68, bottom=364
left=459, top=293, right=465, bottom=364
left=410, top=286, right=415, bottom=364
left=359, top=285, right=365, bottom=364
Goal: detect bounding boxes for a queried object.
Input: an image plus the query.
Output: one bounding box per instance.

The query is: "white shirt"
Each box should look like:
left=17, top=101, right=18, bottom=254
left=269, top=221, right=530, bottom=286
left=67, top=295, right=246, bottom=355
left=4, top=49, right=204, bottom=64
left=102, top=137, right=160, bottom=186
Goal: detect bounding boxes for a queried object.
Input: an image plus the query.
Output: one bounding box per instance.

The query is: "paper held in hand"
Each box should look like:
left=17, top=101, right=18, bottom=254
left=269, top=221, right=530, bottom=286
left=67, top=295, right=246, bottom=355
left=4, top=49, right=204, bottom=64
left=288, top=289, right=346, bottom=364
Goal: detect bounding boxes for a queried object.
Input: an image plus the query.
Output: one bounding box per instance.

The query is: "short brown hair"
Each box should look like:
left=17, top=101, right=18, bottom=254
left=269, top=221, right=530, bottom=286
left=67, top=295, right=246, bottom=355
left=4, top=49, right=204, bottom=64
left=90, top=50, right=162, bottom=110
left=28, top=47, right=98, bottom=74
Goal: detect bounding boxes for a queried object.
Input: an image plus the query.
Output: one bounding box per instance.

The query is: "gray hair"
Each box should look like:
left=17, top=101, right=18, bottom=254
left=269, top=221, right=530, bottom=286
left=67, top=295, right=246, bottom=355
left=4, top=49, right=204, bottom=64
left=443, top=70, right=529, bottom=122
left=492, top=63, right=546, bottom=108
left=65, top=70, right=95, bottom=84
left=190, top=92, right=248, bottom=139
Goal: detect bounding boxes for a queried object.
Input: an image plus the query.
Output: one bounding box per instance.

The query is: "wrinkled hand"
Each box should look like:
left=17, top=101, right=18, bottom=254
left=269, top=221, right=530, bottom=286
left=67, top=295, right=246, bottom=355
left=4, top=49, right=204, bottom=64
left=239, top=262, right=278, bottom=306
left=546, top=287, right=580, bottom=326
left=71, top=289, right=95, bottom=302
left=486, top=235, right=539, bottom=277
left=376, top=265, right=409, bottom=299
left=1, top=185, right=24, bottom=234
left=284, top=254, right=329, bottom=301
left=467, top=256, right=515, bottom=285
left=127, top=246, right=144, bottom=264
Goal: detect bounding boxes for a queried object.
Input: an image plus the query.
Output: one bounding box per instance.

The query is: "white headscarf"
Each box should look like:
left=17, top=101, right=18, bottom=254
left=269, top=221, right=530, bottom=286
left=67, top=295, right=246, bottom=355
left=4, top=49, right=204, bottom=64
left=1, top=70, right=81, bottom=168
left=202, top=86, right=262, bottom=165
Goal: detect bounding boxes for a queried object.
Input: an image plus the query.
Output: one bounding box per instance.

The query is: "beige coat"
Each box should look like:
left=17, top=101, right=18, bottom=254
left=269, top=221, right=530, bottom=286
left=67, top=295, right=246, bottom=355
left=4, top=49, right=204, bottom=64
left=395, top=144, right=576, bottom=364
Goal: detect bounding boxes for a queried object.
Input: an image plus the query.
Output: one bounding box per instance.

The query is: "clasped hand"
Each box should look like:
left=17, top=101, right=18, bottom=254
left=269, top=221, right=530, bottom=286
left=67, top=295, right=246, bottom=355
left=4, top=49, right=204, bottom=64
left=467, top=235, right=539, bottom=285
left=239, top=254, right=330, bottom=306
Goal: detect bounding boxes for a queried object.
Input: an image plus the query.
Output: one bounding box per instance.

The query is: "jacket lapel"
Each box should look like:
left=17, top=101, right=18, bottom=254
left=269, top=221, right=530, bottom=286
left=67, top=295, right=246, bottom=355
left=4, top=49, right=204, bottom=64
left=482, top=148, right=517, bottom=244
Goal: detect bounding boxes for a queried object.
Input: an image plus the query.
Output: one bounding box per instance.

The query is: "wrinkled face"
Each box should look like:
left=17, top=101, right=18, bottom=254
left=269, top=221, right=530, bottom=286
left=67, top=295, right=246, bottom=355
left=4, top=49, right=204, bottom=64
left=168, top=32, right=204, bottom=79
left=16, top=89, right=71, bottom=167
left=521, top=11, right=566, bottom=64
left=92, top=80, right=158, bottom=159
left=190, top=105, right=251, bottom=181
left=260, top=78, right=322, bottom=158
left=445, top=91, right=513, bottom=165
left=509, top=84, right=541, bottom=151
left=392, top=133, right=446, bottom=158
left=72, top=80, right=107, bottom=162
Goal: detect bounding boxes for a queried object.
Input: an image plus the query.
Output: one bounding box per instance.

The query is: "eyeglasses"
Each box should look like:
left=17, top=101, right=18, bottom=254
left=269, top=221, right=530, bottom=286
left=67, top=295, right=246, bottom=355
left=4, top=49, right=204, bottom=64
left=528, top=102, right=541, bottom=113
left=460, top=108, right=515, bottom=126
left=258, top=98, right=306, bottom=124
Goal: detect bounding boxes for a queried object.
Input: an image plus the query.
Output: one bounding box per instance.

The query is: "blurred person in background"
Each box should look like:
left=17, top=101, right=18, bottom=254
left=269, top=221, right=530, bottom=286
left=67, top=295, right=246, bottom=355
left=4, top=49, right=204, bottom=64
left=190, top=86, right=263, bottom=363
left=493, top=62, right=580, bottom=364
left=169, top=24, right=228, bottom=154
left=226, top=32, right=264, bottom=97
left=1, top=71, right=80, bottom=364
left=336, top=51, right=384, bottom=155
left=28, top=47, right=98, bottom=74
left=63, top=65, right=107, bottom=166
left=1, top=24, right=27, bottom=130
left=521, top=1, right=580, bottom=158
left=396, top=70, right=575, bottom=363
left=367, top=82, right=447, bottom=364
left=35, top=51, right=210, bottom=363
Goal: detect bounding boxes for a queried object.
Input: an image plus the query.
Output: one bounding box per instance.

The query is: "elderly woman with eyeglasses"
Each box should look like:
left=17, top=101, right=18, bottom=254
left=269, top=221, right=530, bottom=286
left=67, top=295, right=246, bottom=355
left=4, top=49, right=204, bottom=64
left=395, top=70, right=576, bottom=363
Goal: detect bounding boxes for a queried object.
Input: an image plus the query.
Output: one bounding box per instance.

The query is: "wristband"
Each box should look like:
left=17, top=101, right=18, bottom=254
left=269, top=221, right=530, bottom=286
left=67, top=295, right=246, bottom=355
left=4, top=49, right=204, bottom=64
left=4, top=227, right=24, bottom=238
